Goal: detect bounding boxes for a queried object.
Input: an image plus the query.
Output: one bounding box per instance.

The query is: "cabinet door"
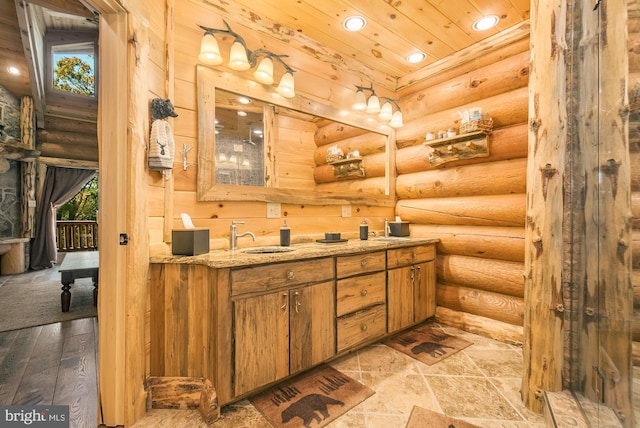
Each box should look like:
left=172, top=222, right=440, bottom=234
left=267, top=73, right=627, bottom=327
left=234, top=291, right=289, bottom=396
left=387, top=266, right=414, bottom=333
left=290, top=281, right=335, bottom=374
left=413, top=261, right=436, bottom=323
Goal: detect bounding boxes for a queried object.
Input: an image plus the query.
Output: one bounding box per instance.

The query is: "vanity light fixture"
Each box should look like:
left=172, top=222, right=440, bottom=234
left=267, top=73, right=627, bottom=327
left=472, top=15, right=499, bottom=31
left=343, top=16, right=367, bottom=32
left=198, top=21, right=296, bottom=98
left=352, top=84, right=403, bottom=128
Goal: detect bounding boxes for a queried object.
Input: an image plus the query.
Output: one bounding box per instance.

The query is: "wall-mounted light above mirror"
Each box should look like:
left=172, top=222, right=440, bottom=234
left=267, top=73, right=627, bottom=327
left=197, top=65, right=396, bottom=207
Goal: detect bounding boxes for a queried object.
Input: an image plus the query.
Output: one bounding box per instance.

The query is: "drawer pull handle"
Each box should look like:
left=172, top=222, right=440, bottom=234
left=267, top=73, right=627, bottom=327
left=294, top=291, right=301, bottom=313
left=361, top=324, right=368, bottom=332
left=280, top=292, right=288, bottom=311
left=360, top=289, right=368, bottom=297
left=287, top=270, right=295, bottom=280
left=360, top=259, right=367, bottom=268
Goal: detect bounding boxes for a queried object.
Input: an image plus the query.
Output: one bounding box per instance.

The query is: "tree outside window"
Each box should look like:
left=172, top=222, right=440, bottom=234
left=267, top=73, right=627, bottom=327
left=57, top=176, right=98, bottom=221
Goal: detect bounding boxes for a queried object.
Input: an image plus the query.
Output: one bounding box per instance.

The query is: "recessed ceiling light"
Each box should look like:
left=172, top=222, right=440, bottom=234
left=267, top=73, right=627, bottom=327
left=237, top=96, right=252, bottom=104
left=406, top=52, right=426, bottom=64
left=343, top=16, right=367, bottom=32
left=237, top=111, right=248, bottom=117
left=472, top=15, right=499, bottom=31
left=7, top=66, right=20, bottom=76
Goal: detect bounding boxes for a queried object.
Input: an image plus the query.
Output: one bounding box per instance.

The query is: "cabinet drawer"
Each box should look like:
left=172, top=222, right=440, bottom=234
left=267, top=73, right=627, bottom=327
left=337, top=304, right=386, bottom=352
left=336, top=251, right=385, bottom=278
left=336, top=272, right=386, bottom=317
left=387, top=245, right=435, bottom=269
left=231, top=258, right=334, bottom=295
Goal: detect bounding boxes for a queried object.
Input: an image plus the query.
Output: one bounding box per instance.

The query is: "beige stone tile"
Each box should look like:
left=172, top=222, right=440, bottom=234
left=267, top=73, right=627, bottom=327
left=330, top=351, right=361, bottom=372
left=439, top=327, right=515, bottom=351
left=460, top=419, right=534, bottom=428
left=325, top=410, right=367, bottom=427
left=414, top=348, right=485, bottom=376
left=490, top=377, right=546, bottom=425
left=464, top=348, right=523, bottom=378
left=359, top=370, right=439, bottom=417
left=357, top=344, right=421, bottom=374
left=361, top=412, right=409, bottom=428
left=426, top=376, right=523, bottom=421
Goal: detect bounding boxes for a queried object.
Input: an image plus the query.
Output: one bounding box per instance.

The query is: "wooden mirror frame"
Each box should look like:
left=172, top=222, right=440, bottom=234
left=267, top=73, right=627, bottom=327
left=197, top=65, right=396, bottom=206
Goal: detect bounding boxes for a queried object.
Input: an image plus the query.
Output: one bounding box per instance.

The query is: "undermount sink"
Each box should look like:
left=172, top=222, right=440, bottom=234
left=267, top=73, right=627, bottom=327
left=240, top=246, right=297, bottom=254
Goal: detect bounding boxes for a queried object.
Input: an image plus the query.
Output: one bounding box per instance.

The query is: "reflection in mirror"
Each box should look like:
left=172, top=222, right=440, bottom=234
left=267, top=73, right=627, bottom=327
left=214, top=90, right=265, bottom=186
left=197, top=65, right=396, bottom=206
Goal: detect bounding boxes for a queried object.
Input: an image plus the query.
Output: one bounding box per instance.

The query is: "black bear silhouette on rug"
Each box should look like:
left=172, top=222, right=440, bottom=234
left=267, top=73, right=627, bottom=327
left=384, top=324, right=472, bottom=365
left=250, top=364, right=374, bottom=428
left=281, top=393, right=344, bottom=427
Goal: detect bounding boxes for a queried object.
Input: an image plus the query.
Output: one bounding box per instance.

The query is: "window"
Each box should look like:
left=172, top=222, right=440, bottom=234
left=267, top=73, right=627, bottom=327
left=51, top=41, right=96, bottom=96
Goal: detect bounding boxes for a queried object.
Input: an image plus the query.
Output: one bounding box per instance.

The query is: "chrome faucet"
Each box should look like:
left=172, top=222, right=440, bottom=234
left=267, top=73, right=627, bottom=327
left=230, top=220, right=256, bottom=250
left=384, top=218, right=390, bottom=237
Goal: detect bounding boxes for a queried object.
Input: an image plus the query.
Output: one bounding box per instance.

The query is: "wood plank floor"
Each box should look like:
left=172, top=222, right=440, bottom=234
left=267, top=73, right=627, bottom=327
left=0, top=317, right=99, bottom=428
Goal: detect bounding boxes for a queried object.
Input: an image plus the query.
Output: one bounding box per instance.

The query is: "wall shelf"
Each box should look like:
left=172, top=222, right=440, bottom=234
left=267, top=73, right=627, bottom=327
left=328, top=157, right=365, bottom=178
left=423, top=130, right=490, bottom=166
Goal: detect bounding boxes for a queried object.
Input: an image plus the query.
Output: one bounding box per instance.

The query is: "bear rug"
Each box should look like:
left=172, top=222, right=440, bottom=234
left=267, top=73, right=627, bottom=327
left=405, top=406, right=482, bottom=428
left=383, top=325, right=472, bottom=366
left=250, top=364, right=374, bottom=428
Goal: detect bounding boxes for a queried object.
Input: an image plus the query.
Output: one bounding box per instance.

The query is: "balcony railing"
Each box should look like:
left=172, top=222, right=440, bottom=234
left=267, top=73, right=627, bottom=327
left=56, top=221, right=98, bottom=252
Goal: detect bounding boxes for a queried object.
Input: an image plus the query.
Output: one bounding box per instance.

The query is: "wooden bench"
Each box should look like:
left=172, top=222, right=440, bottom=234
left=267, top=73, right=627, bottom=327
left=59, top=251, right=99, bottom=312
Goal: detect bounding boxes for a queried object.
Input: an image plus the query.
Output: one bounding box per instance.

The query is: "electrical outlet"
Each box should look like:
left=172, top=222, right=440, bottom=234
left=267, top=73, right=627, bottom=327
left=342, top=205, right=351, bottom=217
left=267, top=202, right=281, bottom=218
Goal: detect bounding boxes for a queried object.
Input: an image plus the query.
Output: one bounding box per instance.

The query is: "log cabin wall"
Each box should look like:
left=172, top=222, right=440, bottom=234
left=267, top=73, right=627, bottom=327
left=396, top=38, right=530, bottom=345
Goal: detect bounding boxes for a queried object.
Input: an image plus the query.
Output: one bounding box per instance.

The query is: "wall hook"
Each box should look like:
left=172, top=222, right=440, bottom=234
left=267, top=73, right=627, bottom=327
left=181, top=144, right=193, bottom=171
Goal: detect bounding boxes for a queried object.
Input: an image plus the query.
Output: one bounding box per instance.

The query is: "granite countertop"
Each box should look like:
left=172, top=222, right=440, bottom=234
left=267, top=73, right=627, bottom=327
left=150, top=237, right=439, bottom=269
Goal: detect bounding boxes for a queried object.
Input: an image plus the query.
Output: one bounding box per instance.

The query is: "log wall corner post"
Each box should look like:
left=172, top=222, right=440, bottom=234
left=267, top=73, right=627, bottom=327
left=20, top=95, right=34, bottom=150
left=522, top=0, right=568, bottom=413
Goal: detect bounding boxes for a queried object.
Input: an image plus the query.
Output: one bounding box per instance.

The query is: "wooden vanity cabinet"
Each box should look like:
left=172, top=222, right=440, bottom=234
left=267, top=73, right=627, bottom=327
left=387, top=245, right=436, bottom=334
left=231, top=258, right=335, bottom=397
left=335, top=251, right=387, bottom=352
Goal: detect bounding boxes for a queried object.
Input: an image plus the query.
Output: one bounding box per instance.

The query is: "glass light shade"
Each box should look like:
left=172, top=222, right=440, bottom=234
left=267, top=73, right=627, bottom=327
left=198, top=33, right=223, bottom=65
left=472, top=15, right=499, bottom=31
left=228, top=41, right=250, bottom=70
left=366, top=95, right=381, bottom=114
left=352, top=90, right=367, bottom=111
left=253, top=57, right=274, bottom=85
left=378, top=102, right=393, bottom=121
left=389, top=110, right=404, bottom=128
left=276, top=72, right=296, bottom=98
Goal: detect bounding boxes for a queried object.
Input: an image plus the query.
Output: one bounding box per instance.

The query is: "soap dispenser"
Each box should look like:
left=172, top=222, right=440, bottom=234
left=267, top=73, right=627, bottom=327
left=360, top=218, right=368, bottom=240
left=280, top=220, right=290, bottom=246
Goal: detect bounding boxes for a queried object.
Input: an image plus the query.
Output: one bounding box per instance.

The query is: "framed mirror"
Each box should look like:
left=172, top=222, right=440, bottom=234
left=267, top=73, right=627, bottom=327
left=197, top=65, right=395, bottom=206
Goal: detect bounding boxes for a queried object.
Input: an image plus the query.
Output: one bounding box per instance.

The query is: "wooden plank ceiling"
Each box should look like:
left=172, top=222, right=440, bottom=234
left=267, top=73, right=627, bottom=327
left=0, top=0, right=530, bottom=101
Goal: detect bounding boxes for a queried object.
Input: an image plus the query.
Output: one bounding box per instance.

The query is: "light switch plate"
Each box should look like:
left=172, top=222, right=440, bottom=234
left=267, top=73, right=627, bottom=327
left=267, top=202, right=281, bottom=218
left=342, top=205, right=351, bottom=217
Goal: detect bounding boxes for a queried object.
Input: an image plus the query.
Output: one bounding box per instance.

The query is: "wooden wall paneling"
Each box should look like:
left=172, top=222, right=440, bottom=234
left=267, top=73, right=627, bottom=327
left=396, top=194, right=526, bottom=227
left=412, top=224, right=525, bottom=262
left=314, top=122, right=371, bottom=147
left=396, top=158, right=527, bottom=199
left=435, top=306, right=524, bottom=345
left=396, top=123, right=528, bottom=174
left=163, top=0, right=176, bottom=244
left=436, top=254, right=525, bottom=298
left=436, top=282, right=525, bottom=326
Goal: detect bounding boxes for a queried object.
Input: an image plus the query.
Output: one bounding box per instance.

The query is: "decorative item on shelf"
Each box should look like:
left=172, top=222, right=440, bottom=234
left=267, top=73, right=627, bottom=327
left=326, top=144, right=344, bottom=163
left=457, top=107, right=493, bottom=134
left=423, top=129, right=491, bottom=167
left=328, top=156, right=365, bottom=178
left=352, top=83, right=403, bottom=128
left=197, top=21, right=296, bottom=98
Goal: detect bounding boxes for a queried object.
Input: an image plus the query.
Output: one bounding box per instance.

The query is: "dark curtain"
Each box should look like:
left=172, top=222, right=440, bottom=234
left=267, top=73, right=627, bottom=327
left=30, top=167, right=97, bottom=270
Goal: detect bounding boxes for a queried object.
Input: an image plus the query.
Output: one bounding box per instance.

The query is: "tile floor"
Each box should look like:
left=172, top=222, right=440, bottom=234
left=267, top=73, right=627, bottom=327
left=133, top=322, right=548, bottom=427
